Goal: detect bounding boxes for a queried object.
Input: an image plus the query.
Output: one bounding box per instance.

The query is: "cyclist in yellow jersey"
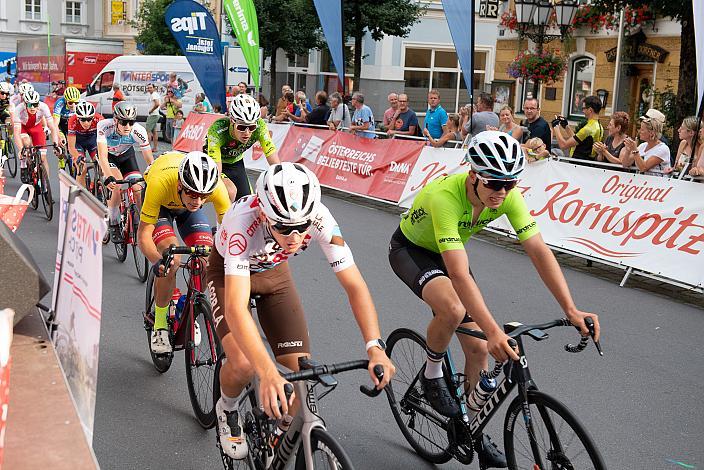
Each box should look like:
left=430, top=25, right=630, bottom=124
left=205, top=94, right=279, bottom=202
left=388, top=131, right=600, bottom=468
left=138, top=150, right=229, bottom=354
left=553, top=95, right=604, bottom=160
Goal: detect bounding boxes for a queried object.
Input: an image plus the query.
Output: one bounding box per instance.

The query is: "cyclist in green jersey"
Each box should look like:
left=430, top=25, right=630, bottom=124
left=205, top=94, right=279, bottom=202
left=388, top=131, right=600, bottom=468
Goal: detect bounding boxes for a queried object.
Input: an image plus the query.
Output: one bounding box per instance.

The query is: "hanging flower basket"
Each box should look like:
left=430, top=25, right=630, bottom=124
left=572, top=5, right=619, bottom=33
left=507, top=50, right=567, bottom=85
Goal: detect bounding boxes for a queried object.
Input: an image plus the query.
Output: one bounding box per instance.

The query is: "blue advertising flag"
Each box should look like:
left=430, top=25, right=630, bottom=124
left=442, top=0, right=474, bottom=98
left=165, top=0, right=226, bottom=110
left=313, top=0, right=345, bottom=91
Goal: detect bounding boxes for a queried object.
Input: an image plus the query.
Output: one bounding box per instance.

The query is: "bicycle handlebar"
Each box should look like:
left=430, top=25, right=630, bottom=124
left=156, top=244, right=212, bottom=277
left=114, top=177, right=145, bottom=186
left=283, top=359, right=369, bottom=382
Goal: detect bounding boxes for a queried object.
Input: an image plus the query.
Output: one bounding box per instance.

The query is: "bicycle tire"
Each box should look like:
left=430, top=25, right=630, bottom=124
left=144, top=270, right=173, bottom=373
left=185, top=295, right=221, bottom=429
left=6, top=140, right=17, bottom=178
left=504, top=390, right=606, bottom=470
left=130, top=204, right=148, bottom=282
left=39, top=163, right=53, bottom=221
left=30, top=161, right=39, bottom=210
left=385, top=328, right=453, bottom=464
left=294, top=427, right=355, bottom=470
left=114, top=207, right=128, bottom=262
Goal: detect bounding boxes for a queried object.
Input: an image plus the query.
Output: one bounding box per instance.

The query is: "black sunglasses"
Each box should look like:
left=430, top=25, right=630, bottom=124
left=234, top=123, right=257, bottom=132
left=79, top=117, right=93, bottom=122
left=476, top=174, right=519, bottom=192
left=0, top=91, right=8, bottom=96
left=118, top=119, right=136, bottom=126
left=26, top=102, right=39, bottom=108
left=270, top=220, right=312, bottom=236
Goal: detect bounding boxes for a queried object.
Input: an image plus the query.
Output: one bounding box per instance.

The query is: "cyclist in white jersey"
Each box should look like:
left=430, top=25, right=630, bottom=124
left=9, top=82, right=32, bottom=109
left=96, top=101, right=153, bottom=243
left=206, top=162, right=395, bottom=460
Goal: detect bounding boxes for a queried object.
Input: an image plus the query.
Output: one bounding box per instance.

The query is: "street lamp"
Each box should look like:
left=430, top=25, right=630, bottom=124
left=514, top=0, right=581, bottom=97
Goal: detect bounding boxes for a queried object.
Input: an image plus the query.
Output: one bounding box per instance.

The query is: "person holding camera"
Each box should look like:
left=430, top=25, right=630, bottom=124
left=552, top=95, right=604, bottom=160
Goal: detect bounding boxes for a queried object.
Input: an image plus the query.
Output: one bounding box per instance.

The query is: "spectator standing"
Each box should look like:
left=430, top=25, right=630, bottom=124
left=238, top=81, right=248, bottom=95
left=258, top=93, right=270, bottom=119
left=553, top=95, right=604, bottom=160
left=461, top=92, right=499, bottom=138
left=673, top=116, right=699, bottom=172
left=688, top=123, right=704, bottom=177
left=274, top=85, right=293, bottom=120
left=162, top=88, right=183, bottom=142
left=623, top=115, right=671, bottom=175
left=349, top=92, right=376, bottom=138
left=273, top=91, right=295, bottom=122
left=381, top=93, right=399, bottom=131
left=496, top=105, right=523, bottom=141
left=288, top=91, right=313, bottom=123
left=521, top=98, right=551, bottom=150
left=424, top=113, right=462, bottom=148
left=302, top=91, right=330, bottom=126
left=111, top=83, right=125, bottom=110
left=193, top=92, right=212, bottom=113
left=145, top=83, right=161, bottom=152
left=327, top=92, right=351, bottom=130
left=388, top=93, right=419, bottom=137
left=423, top=89, right=448, bottom=139
left=594, top=111, right=629, bottom=166
left=171, top=109, right=184, bottom=142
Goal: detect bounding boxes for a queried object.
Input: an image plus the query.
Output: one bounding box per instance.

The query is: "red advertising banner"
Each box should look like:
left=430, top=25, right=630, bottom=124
left=16, top=55, right=65, bottom=84
left=172, top=112, right=225, bottom=152
left=66, top=52, right=120, bottom=90
left=278, top=126, right=424, bottom=202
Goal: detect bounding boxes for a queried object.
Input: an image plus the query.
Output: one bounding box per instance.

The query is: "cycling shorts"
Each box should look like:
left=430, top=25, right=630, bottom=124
left=222, top=159, right=252, bottom=201
left=152, top=206, right=214, bottom=248
left=75, top=135, right=98, bottom=155
left=21, top=124, right=47, bottom=148
left=388, top=227, right=473, bottom=323
left=207, top=249, right=310, bottom=357
left=108, top=146, right=140, bottom=177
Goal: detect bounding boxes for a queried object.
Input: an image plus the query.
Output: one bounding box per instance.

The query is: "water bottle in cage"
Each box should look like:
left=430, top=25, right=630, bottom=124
left=466, top=373, right=497, bottom=417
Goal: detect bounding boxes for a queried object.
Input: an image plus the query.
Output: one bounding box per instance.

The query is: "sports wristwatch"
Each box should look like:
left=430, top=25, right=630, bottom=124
left=365, top=338, right=387, bottom=352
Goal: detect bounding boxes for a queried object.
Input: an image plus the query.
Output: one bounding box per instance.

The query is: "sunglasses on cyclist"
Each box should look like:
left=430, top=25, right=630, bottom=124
left=182, top=188, right=212, bottom=200
left=476, top=174, right=519, bottom=192
left=269, top=219, right=312, bottom=236
left=117, top=119, right=136, bottom=126
left=26, top=103, right=39, bottom=108
left=0, top=91, right=8, bottom=96
left=79, top=117, right=94, bottom=122
left=234, top=122, right=257, bottom=132
left=67, top=101, right=77, bottom=106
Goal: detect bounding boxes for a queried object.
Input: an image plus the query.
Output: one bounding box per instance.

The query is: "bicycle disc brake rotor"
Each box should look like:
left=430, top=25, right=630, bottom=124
left=446, top=418, right=473, bottom=464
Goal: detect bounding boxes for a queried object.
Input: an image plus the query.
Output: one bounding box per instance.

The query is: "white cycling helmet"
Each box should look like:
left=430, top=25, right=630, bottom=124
left=18, top=82, right=34, bottom=95
left=75, top=101, right=95, bottom=119
left=255, top=162, right=321, bottom=225
left=464, top=130, right=525, bottom=179
left=229, top=93, right=260, bottom=125
left=0, top=82, right=12, bottom=95
left=23, top=90, right=40, bottom=105
left=179, top=151, right=219, bottom=194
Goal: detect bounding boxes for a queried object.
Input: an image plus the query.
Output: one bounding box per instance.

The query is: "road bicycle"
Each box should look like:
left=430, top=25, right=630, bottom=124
left=365, top=317, right=606, bottom=469
left=214, top=344, right=383, bottom=470
left=112, top=177, right=149, bottom=282
left=0, top=123, right=17, bottom=177
left=143, top=244, right=221, bottom=428
left=21, top=144, right=55, bottom=221
left=82, top=158, right=108, bottom=206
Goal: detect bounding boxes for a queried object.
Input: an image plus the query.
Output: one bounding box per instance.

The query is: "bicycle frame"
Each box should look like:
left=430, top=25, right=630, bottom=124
left=171, top=253, right=208, bottom=351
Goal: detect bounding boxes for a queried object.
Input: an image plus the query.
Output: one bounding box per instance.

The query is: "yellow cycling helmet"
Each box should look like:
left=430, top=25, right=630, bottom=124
left=64, top=86, right=81, bottom=103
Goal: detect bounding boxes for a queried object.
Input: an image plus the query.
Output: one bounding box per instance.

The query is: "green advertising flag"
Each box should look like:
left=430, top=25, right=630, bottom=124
left=223, top=0, right=260, bottom=88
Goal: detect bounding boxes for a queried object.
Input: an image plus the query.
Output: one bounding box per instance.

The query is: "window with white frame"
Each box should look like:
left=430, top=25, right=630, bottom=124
left=518, top=79, right=537, bottom=113
left=25, top=0, right=41, bottom=20
left=65, top=1, right=82, bottom=23
left=403, top=46, right=488, bottom=115
left=567, top=57, right=594, bottom=119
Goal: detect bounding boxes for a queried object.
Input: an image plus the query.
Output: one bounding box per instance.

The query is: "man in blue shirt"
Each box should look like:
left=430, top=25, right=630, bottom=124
left=423, top=89, right=448, bottom=139
left=349, top=92, right=376, bottom=139
left=387, top=93, right=419, bottom=138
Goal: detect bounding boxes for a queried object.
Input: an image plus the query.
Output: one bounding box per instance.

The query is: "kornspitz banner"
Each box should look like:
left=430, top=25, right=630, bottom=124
left=224, top=0, right=260, bottom=88
left=165, top=0, right=226, bottom=110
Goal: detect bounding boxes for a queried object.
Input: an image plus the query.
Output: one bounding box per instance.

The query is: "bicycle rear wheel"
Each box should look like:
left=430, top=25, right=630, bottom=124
left=294, top=427, right=355, bottom=470
left=385, top=328, right=453, bottom=464
left=144, top=270, right=173, bottom=373
left=39, top=163, right=53, bottom=221
left=130, top=204, right=148, bottom=282
left=5, top=140, right=17, bottom=177
left=504, top=390, right=606, bottom=470
left=185, top=295, right=221, bottom=429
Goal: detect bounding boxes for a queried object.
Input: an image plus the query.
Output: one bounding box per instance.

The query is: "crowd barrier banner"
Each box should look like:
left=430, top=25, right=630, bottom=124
left=51, top=172, right=107, bottom=444
left=278, top=126, right=425, bottom=202
left=242, top=122, right=292, bottom=171
left=398, top=146, right=467, bottom=207
left=172, top=112, right=224, bottom=152
left=0, top=308, right=13, bottom=467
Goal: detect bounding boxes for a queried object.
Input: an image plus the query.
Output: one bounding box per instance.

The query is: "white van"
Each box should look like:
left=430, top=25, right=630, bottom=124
left=85, top=55, right=205, bottom=123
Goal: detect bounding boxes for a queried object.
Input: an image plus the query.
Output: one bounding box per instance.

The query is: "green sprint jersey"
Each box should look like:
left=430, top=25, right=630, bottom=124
left=399, top=173, right=540, bottom=253
left=205, top=117, right=276, bottom=165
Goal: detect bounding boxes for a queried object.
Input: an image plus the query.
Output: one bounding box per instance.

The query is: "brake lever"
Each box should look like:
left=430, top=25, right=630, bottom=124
left=360, top=364, right=385, bottom=398
left=585, top=317, right=603, bottom=356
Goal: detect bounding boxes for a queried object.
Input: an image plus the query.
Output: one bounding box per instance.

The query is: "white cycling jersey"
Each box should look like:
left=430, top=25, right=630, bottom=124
left=215, top=195, right=355, bottom=276
left=9, top=94, right=23, bottom=108
left=96, top=118, right=150, bottom=156
left=12, top=102, right=52, bottom=127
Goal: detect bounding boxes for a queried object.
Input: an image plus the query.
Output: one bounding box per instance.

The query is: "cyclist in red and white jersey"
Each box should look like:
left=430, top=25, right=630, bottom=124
left=13, top=90, right=61, bottom=183
left=96, top=101, right=153, bottom=243
left=69, top=101, right=103, bottom=189
left=9, top=81, right=32, bottom=109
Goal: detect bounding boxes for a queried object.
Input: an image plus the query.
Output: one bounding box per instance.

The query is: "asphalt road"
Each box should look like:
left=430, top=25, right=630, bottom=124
left=7, top=144, right=704, bottom=470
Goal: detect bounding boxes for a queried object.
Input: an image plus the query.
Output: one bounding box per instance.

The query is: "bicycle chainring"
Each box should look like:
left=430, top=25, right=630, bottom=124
left=446, top=418, right=474, bottom=465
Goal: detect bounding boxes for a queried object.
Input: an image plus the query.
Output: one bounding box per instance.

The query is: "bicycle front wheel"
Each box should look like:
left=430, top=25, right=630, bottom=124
left=385, top=328, right=453, bottom=464
left=294, top=427, right=355, bottom=470
left=5, top=141, right=17, bottom=177
left=114, top=208, right=128, bottom=262
left=185, top=295, right=221, bottom=429
left=39, top=164, right=53, bottom=220
left=504, top=390, right=606, bottom=470
left=130, top=204, right=148, bottom=282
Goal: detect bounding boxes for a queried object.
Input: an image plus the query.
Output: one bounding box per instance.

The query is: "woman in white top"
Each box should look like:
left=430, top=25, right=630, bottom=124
left=623, top=116, right=671, bottom=176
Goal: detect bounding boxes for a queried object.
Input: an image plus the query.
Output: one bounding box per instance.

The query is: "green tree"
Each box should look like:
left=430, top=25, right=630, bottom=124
left=343, top=0, right=425, bottom=91
left=132, top=0, right=181, bottom=56
left=226, top=0, right=323, bottom=105
left=590, top=0, right=695, bottom=128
